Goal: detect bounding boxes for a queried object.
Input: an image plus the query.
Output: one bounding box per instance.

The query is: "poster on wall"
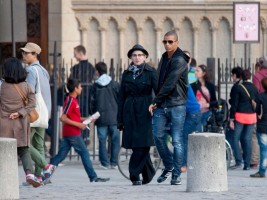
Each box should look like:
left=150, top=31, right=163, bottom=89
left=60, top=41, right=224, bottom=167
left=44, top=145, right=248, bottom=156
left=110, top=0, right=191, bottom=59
left=233, top=2, right=260, bottom=43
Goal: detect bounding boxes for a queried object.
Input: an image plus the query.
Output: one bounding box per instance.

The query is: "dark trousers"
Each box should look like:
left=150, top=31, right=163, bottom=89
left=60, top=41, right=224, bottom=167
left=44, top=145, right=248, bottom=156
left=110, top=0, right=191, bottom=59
left=18, top=147, right=34, bottom=174
left=129, top=147, right=156, bottom=184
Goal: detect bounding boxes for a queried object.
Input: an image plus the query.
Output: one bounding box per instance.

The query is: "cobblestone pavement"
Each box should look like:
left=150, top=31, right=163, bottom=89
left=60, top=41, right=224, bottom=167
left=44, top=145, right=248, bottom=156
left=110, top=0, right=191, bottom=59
left=19, top=160, right=267, bottom=200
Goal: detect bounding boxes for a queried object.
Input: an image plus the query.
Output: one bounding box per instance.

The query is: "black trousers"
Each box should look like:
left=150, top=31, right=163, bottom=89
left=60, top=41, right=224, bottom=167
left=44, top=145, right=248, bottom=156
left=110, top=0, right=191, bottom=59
left=129, top=147, right=156, bottom=184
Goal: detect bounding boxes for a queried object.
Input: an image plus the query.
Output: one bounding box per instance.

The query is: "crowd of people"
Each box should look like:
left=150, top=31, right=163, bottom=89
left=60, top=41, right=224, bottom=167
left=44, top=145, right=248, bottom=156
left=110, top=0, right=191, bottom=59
left=0, top=29, right=267, bottom=189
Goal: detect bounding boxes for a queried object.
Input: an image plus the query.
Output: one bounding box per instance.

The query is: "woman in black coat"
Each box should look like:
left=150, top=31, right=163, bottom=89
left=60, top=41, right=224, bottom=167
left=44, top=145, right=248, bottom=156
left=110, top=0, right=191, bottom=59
left=117, top=44, right=158, bottom=185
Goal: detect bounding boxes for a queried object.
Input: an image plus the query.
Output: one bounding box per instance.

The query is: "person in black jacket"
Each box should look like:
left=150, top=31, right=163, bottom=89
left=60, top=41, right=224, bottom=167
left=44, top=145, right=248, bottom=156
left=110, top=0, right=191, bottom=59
left=70, top=45, right=95, bottom=144
left=191, top=64, right=217, bottom=132
left=90, top=62, right=120, bottom=169
left=250, top=77, right=267, bottom=178
left=118, top=44, right=158, bottom=185
left=149, top=30, right=189, bottom=185
left=229, top=69, right=258, bottom=170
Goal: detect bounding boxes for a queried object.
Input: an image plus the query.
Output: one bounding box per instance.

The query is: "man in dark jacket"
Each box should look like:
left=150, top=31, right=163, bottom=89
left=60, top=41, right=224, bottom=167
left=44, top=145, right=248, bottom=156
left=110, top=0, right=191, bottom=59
left=149, top=30, right=189, bottom=185
left=90, top=62, right=120, bottom=169
left=70, top=45, right=95, bottom=144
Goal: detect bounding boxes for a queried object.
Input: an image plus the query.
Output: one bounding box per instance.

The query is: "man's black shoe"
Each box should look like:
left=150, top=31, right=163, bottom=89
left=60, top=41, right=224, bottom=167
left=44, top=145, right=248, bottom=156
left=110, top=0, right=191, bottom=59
left=170, top=175, right=181, bottom=185
left=91, top=177, right=110, bottom=182
left=132, top=181, right=142, bottom=185
left=157, top=168, right=173, bottom=183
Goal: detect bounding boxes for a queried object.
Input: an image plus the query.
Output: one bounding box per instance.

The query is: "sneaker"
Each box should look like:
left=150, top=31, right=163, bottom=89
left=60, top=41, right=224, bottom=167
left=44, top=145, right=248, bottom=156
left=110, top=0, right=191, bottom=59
left=157, top=168, right=173, bottom=183
left=26, top=174, right=42, bottom=188
left=99, top=164, right=109, bottom=170
left=110, top=165, right=118, bottom=170
left=90, top=177, right=110, bottom=182
left=170, top=175, right=181, bottom=185
left=43, top=164, right=56, bottom=184
left=250, top=172, right=265, bottom=178
left=181, top=166, right=187, bottom=173
left=229, top=163, right=242, bottom=170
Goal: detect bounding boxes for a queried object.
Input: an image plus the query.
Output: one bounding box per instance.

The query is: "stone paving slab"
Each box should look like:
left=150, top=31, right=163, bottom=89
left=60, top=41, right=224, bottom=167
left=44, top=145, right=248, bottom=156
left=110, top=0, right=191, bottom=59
left=18, top=161, right=267, bottom=200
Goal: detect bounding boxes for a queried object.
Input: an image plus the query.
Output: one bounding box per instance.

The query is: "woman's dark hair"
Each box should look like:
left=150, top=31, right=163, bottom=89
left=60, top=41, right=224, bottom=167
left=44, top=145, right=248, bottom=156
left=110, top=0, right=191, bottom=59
left=231, top=66, right=243, bottom=78
left=261, top=77, right=267, bottom=92
left=241, top=69, right=251, bottom=81
left=198, top=64, right=209, bottom=81
left=67, top=78, right=80, bottom=93
left=2, top=57, right=27, bottom=83
left=95, top=62, right=107, bottom=76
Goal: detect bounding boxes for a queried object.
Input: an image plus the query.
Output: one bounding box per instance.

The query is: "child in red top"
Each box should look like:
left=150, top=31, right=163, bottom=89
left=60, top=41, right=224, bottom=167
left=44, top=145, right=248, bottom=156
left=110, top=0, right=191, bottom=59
left=49, top=79, right=109, bottom=182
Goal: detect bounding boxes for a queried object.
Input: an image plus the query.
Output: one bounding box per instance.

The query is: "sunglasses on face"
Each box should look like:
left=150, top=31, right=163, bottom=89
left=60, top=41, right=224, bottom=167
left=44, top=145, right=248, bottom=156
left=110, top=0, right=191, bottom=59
left=162, top=40, right=176, bottom=45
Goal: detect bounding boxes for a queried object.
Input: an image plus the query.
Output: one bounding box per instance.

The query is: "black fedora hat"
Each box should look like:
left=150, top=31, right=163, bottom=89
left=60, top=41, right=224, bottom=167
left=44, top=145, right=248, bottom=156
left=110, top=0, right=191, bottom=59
left=127, top=44, right=149, bottom=59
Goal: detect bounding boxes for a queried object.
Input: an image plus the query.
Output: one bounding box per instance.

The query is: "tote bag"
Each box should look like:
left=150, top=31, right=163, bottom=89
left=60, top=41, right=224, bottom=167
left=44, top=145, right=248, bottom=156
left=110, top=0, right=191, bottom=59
left=30, top=67, right=49, bottom=128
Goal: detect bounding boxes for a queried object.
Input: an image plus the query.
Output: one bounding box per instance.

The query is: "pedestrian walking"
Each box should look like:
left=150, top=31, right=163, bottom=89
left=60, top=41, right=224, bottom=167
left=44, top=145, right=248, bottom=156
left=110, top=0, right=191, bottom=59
left=49, top=78, right=110, bottom=182
left=21, top=42, right=56, bottom=183
left=149, top=30, right=189, bottom=185
left=118, top=44, right=158, bottom=185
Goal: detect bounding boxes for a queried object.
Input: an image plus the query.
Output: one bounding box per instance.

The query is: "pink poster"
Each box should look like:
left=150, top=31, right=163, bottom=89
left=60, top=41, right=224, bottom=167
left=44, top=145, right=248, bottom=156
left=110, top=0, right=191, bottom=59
left=234, top=2, right=260, bottom=43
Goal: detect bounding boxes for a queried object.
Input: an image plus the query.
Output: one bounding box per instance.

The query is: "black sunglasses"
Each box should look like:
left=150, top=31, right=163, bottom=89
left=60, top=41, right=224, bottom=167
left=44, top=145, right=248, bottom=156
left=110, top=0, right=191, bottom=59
left=162, top=40, right=176, bottom=45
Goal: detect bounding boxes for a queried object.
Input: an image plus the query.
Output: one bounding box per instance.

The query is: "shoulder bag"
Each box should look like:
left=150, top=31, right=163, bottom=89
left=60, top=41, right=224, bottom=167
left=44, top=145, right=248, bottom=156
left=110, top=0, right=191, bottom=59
left=13, top=84, right=39, bottom=123
left=29, top=67, right=49, bottom=128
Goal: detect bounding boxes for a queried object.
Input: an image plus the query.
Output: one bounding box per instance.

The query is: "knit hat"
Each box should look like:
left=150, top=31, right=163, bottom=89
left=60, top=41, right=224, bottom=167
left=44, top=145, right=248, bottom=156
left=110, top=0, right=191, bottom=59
left=127, top=44, right=149, bottom=59
left=20, top=42, right=41, bottom=54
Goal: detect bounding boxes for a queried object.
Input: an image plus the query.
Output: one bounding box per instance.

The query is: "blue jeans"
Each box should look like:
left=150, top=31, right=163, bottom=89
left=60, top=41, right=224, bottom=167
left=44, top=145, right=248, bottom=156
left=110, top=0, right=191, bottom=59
left=257, top=133, right=267, bottom=176
left=152, top=106, right=186, bottom=176
left=51, top=135, right=97, bottom=181
left=232, top=122, right=254, bottom=167
left=182, top=111, right=201, bottom=166
left=196, top=111, right=211, bottom=132
left=97, top=125, right=120, bottom=167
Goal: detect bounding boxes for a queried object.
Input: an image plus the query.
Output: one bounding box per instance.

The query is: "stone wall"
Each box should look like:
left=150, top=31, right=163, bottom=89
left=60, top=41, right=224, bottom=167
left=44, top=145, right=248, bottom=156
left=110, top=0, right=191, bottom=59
left=49, top=0, right=267, bottom=70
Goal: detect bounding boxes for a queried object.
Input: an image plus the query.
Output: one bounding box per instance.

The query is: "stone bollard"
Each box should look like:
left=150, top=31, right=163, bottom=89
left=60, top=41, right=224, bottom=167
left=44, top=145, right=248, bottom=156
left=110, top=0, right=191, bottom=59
left=0, top=138, right=19, bottom=200
left=186, top=133, right=228, bottom=192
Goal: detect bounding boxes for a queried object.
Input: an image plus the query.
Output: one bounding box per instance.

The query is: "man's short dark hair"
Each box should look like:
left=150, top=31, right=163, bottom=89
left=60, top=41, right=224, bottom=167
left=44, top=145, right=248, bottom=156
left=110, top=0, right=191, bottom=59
left=74, top=45, right=86, bottom=55
left=95, top=62, right=107, bottom=76
left=241, top=69, right=251, bottom=81
left=261, top=77, right=267, bottom=91
left=231, top=66, right=243, bottom=79
left=164, top=30, right=178, bottom=40
left=67, top=78, right=80, bottom=93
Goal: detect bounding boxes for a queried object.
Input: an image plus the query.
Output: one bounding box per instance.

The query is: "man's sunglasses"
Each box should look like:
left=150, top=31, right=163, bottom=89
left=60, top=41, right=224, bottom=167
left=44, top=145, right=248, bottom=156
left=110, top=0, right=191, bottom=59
left=162, top=40, right=176, bottom=45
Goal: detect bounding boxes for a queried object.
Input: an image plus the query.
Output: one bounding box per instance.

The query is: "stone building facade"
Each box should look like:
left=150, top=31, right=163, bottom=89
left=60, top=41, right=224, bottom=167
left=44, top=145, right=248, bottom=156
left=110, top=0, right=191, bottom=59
left=49, top=0, right=267, bottom=70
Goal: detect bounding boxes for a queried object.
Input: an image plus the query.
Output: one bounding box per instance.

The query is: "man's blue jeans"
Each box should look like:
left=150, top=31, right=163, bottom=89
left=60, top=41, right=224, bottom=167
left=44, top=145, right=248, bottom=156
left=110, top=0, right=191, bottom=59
left=97, top=125, right=120, bottom=167
left=232, top=122, right=254, bottom=167
left=152, top=105, right=186, bottom=176
left=183, top=111, right=201, bottom=166
left=51, top=135, right=97, bottom=181
left=256, top=132, right=267, bottom=176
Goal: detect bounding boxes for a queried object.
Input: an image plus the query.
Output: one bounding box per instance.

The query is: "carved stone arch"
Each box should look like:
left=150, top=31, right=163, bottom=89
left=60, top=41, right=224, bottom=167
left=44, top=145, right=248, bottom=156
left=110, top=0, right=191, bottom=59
left=142, top=16, right=156, bottom=28
left=197, top=16, right=212, bottom=30
left=215, top=16, right=231, bottom=30
left=107, top=16, right=119, bottom=28
left=180, top=16, right=193, bottom=28
left=75, top=14, right=88, bottom=31
left=124, top=16, right=137, bottom=30
left=260, top=16, right=267, bottom=29
left=161, top=16, right=174, bottom=30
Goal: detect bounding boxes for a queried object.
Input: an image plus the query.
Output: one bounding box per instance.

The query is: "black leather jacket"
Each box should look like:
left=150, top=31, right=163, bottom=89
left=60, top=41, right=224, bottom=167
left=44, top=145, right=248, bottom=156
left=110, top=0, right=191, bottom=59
left=152, top=47, right=189, bottom=107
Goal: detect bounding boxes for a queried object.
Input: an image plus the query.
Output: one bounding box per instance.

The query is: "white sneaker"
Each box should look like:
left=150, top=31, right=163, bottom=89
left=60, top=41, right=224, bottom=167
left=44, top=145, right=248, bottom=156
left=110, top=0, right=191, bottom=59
left=99, top=164, right=108, bottom=170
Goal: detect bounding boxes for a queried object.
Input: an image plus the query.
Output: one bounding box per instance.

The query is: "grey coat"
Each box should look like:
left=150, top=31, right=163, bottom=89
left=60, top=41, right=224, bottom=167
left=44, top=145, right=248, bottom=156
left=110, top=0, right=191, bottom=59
left=0, top=82, right=36, bottom=147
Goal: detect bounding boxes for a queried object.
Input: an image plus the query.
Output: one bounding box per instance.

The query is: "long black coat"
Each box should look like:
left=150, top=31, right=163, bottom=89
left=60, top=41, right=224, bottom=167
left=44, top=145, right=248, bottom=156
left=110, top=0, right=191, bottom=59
left=118, top=64, right=158, bottom=149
